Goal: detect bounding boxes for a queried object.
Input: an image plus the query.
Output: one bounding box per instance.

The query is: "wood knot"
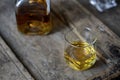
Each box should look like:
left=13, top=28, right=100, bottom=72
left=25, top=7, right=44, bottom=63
left=109, top=45, right=120, bottom=57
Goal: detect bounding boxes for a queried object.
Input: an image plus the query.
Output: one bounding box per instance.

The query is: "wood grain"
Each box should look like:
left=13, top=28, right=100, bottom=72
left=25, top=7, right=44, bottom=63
left=52, top=0, right=120, bottom=79
left=0, top=36, right=34, bottom=80
left=0, top=0, right=120, bottom=80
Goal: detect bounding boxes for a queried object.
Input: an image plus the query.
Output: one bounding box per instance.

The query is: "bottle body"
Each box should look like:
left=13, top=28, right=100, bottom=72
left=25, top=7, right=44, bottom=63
left=16, top=0, right=52, bottom=35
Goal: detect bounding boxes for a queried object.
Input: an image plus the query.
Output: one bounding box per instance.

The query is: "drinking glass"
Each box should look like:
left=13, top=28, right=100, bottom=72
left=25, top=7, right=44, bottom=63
left=89, top=0, right=117, bottom=12
left=64, top=27, right=97, bottom=71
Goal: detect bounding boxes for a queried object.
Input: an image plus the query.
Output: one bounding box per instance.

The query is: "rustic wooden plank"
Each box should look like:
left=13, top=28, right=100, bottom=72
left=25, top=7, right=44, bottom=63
left=0, top=0, right=120, bottom=80
left=52, top=0, right=120, bottom=79
left=0, top=36, right=34, bottom=80
left=52, top=1, right=107, bottom=78
left=77, top=0, right=120, bottom=37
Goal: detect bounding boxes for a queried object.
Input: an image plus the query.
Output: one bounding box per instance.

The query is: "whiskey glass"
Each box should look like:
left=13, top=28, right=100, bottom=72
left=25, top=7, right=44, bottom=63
left=64, top=27, right=97, bottom=71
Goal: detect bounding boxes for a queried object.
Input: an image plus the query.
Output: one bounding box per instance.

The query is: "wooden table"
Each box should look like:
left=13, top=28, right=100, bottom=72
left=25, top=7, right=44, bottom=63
left=77, top=0, right=120, bottom=37
left=0, top=0, right=120, bottom=80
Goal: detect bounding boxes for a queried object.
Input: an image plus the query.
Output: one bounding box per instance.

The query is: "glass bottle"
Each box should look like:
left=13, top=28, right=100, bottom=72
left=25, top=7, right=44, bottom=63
left=15, top=0, right=52, bottom=35
left=89, top=0, right=117, bottom=12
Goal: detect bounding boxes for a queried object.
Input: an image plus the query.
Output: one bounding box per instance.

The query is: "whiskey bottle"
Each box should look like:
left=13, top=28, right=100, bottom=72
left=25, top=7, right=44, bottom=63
left=15, top=0, right=52, bottom=35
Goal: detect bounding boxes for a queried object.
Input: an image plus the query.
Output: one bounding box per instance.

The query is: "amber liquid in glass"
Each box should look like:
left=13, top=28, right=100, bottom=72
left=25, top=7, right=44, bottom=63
left=64, top=41, right=96, bottom=70
left=16, top=0, right=51, bottom=35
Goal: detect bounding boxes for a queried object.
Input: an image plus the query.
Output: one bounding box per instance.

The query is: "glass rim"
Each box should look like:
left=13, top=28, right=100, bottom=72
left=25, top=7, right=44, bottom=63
left=64, top=29, right=97, bottom=48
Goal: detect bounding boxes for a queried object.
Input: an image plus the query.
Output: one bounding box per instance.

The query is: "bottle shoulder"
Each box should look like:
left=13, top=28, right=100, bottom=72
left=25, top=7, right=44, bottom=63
left=16, top=0, right=47, bottom=7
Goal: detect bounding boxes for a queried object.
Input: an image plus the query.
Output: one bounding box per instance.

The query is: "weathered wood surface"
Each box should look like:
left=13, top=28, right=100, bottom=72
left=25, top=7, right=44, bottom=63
left=0, top=0, right=120, bottom=80
left=52, top=0, right=120, bottom=79
left=77, top=0, right=120, bottom=37
left=0, top=36, right=34, bottom=80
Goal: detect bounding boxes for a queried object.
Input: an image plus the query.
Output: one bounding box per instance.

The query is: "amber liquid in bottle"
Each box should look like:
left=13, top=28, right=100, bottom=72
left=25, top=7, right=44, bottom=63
left=16, top=0, right=52, bottom=35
